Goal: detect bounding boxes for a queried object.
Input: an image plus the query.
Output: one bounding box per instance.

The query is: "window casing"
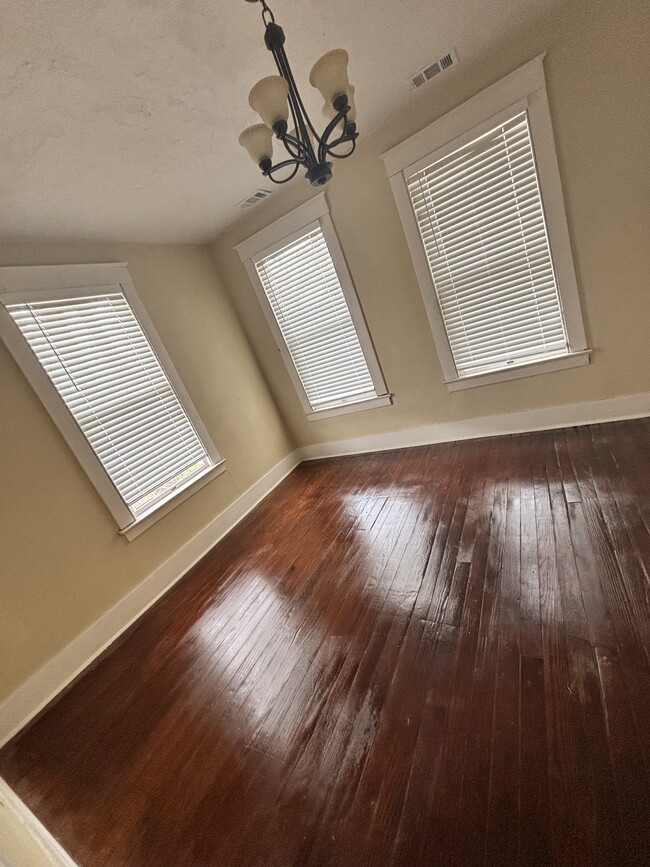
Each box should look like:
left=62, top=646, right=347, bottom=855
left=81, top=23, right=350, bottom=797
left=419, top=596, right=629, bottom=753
left=236, top=194, right=390, bottom=419
left=383, top=55, right=589, bottom=390
left=0, top=263, right=224, bottom=540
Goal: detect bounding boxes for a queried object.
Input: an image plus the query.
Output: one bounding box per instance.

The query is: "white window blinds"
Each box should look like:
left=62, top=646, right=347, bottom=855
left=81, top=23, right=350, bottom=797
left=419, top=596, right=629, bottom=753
left=406, top=111, right=569, bottom=377
left=254, top=223, right=378, bottom=411
left=6, top=290, right=213, bottom=519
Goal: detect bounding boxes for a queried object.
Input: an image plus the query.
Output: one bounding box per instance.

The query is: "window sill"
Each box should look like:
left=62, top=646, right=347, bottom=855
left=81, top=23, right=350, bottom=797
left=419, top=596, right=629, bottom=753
left=445, top=350, right=590, bottom=392
left=120, top=459, right=227, bottom=541
left=306, top=393, right=393, bottom=421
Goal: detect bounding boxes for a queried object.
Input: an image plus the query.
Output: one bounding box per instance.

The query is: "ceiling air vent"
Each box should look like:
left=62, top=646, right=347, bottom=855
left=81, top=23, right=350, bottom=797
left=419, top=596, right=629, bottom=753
left=237, top=189, right=273, bottom=210
left=409, top=49, right=458, bottom=90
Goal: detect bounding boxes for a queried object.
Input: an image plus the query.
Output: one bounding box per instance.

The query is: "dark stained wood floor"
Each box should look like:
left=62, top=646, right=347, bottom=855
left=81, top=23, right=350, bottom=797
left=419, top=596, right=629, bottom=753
left=2, top=420, right=650, bottom=866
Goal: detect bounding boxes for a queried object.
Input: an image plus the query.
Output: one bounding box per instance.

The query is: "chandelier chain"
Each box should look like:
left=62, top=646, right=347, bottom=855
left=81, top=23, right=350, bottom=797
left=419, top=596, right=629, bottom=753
left=259, top=0, right=275, bottom=26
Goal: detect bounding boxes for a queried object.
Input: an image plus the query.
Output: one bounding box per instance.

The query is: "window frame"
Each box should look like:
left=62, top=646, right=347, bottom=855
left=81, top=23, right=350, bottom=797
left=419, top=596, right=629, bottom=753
left=382, top=54, right=589, bottom=391
left=0, top=263, right=225, bottom=541
left=236, top=193, right=391, bottom=420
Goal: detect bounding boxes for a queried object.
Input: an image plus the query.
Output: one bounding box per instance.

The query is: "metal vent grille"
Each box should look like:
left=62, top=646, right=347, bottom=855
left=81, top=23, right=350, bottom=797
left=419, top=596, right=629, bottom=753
left=410, top=49, right=458, bottom=89
left=237, top=189, right=273, bottom=210
left=423, top=62, right=441, bottom=80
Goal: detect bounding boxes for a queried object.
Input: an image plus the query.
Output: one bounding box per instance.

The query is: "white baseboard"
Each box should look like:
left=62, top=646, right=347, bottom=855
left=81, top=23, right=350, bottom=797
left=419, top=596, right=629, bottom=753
left=0, top=451, right=300, bottom=749
left=299, top=391, right=650, bottom=460
left=0, top=777, right=77, bottom=866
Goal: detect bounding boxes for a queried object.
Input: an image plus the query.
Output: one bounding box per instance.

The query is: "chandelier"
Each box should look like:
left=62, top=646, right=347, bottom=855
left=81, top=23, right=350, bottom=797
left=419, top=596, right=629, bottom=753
left=238, top=0, right=358, bottom=187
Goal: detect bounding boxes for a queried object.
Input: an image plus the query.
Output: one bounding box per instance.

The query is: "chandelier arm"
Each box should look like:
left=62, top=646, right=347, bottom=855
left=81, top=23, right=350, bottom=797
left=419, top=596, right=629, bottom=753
left=283, top=68, right=318, bottom=163
left=318, top=110, right=351, bottom=162
left=280, top=138, right=303, bottom=161
left=323, top=137, right=357, bottom=160
left=263, top=160, right=301, bottom=184
left=269, top=45, right=318, bottom=167
left=270, top=48, right=306, bottom=156
left=279, top=132, right=309, bottom=162
left=274, top=44, right=324, bottom=154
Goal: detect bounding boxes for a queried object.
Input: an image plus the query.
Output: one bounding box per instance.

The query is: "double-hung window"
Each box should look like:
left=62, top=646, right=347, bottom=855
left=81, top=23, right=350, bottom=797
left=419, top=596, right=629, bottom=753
left=383, top=55, right=589, bottom=390
left=236, top=194, right=390, bottom=419
left=0, top=263, right=224, bottom=539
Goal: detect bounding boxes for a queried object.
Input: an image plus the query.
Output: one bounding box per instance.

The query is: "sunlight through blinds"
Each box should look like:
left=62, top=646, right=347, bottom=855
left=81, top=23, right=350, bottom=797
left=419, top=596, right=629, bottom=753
left=254, top=225, right=377, bottom=410
left=7, top=291, right=213, bottom=518
left=406, top=111, right=569, bottom=376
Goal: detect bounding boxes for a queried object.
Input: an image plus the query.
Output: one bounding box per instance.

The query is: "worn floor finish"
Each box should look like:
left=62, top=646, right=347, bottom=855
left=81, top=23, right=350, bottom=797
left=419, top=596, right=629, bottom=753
left=2, top=420, right=649, bottom=866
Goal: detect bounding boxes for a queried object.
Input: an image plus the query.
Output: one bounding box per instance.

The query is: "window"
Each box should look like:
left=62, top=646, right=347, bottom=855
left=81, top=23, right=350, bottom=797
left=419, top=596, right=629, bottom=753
left=0, top=264, right=224, bottom=539
left=236, top=194, right=390, bottom=419
left=383, top=55, right=589, bottom=390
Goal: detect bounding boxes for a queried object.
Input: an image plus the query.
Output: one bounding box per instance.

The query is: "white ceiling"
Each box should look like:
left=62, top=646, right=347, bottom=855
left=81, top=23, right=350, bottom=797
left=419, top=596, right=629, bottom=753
left=1, top=0, right=565, bottom=244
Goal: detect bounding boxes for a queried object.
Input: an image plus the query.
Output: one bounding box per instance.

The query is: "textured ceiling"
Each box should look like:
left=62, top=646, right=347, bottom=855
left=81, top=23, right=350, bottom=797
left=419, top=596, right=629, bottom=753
left=2, top=0, right=566, bottom=243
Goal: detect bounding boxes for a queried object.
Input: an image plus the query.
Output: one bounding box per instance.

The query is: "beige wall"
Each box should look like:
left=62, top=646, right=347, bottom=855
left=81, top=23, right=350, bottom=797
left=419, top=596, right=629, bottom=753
left=0, top=241, right=294, bottom=700
left=213, top=0, right=649, bottom=449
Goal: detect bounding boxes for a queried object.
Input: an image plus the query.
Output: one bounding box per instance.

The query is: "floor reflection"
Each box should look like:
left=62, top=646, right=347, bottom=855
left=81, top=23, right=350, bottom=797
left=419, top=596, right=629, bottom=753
left=191, top=571, right=323, bottom=751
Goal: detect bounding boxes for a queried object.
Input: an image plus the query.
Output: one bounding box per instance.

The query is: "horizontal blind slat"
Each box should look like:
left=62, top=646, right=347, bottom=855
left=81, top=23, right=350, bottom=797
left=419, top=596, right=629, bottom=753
left=437, top=274, right=559, bottom=313
left=255, top=225, right=376, bottom=410
left=406, top=109, right=568, bottom=375
left=7, top=291, right=212, bottom=517
left=409, top=151, right=537, bottom=211
left=407, top=121, right=531, bottom=187
left=414, top=192, right=545, bottom=249
left=420, top=225, right=550, bottom=278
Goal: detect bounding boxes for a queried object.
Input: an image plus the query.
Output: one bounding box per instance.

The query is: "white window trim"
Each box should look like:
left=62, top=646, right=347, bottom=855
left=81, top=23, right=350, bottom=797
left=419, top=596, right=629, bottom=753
left=382, top=54, right=589, bottom=390
left=235, top=193, right=391, bottom=419
left=0, top=263, right=225, bottom=541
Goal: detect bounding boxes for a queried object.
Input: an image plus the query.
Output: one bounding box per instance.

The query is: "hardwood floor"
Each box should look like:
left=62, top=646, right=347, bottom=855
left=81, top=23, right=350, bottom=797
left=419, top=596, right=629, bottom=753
left=1, top=420, right=649, bottom=866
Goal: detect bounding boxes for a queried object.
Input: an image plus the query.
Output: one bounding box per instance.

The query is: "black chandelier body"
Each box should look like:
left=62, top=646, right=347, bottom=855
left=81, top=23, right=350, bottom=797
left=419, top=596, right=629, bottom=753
left=243, top=0, right=358, bottom=187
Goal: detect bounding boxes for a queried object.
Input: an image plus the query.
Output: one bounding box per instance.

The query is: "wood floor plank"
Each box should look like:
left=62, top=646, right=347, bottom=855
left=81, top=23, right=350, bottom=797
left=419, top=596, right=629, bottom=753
left=300, top=447, right=459, bottom=865
left=520, top=432, right=543, bottom=660
left=1, top=420, right=649, bottom=866
left=484, top=433, right=523, bottom=867
left=533, top=432, right=597, bottom=867
left=596, top=646, right=650, bottom=866
left=396, top=436, right=502, bottom=867
left=446, top=438, right=509, bottom=867
left=519, top=654, right=552, bottom=866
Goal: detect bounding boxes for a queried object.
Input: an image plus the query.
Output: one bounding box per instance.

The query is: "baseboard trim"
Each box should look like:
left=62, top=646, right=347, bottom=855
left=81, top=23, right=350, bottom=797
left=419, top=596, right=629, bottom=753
left=299, top=392, right=650, bottom=460
left=0, top=777, right=78, bottom=865
left=0, top=451, right=300, bottom=749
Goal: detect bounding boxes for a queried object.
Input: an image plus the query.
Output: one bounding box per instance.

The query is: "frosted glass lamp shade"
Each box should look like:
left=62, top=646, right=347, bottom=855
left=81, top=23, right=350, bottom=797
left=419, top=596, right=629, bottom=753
left=323, top=85, right=356, bottom=123
left=309, top=49, right=349, bottom=103
left=238, top=124, right=273, bottom=164
left=248, top=76, right=289, bottom=128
